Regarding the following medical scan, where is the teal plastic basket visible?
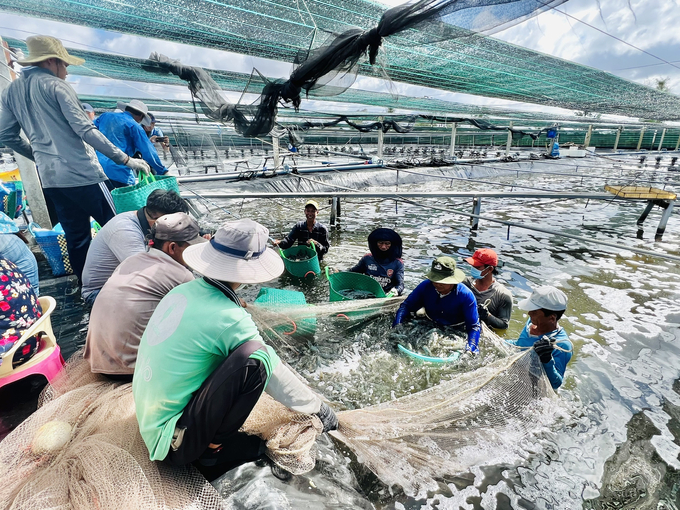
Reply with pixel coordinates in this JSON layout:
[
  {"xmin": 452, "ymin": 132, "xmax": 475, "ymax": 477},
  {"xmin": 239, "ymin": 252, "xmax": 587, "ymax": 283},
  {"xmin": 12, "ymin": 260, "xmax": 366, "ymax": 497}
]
[
  {"xmin": 111, "ymin": 173, "xmax": 180, "ymax": 213},
  {"xmin": 326, "ymin": 267, "xmax": 386, "ymax": 302},
  {"xmin": 279, "ymin": 244, "xmax": 320, "ymax": 278},
  {"xmin": 254, "ymin": 287, "xmax": 316, "ymax": 338}
]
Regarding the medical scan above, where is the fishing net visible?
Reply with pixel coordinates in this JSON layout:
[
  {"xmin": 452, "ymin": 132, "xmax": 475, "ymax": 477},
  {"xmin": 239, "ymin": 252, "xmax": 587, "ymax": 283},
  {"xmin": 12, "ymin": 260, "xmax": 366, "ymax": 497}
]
[
  {"xmin": 141, "ymin": 0, "xmax": 563, "ymax": 139},
  {"xmin": 0, "ymin": 297, "xmax": 556, "ymax": 506}
]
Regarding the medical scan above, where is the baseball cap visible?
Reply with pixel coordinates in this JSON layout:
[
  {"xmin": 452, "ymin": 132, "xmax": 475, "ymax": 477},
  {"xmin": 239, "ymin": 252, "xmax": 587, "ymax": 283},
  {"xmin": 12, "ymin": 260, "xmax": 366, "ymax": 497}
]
[
  {"xmin": 148, "ymin": 113, "xmax": 158, "ymax": 123},
  {"xmin": 151, "ymin": 213, "xmax": 206, "ymax": 245},
  {"xmin": 464, "ymin": 248, "xmax": 498, "ymax": 268},
  {"xmin": 518, "ymin": 286, "xmax": 567, "ymax": 312},
  {"xmin": 424, "ymin": 256, "xmax": 465, "ymax": 284},
  {"xmin": 304, "ymin": 200, "xmax": 319, "ymax": 210}
]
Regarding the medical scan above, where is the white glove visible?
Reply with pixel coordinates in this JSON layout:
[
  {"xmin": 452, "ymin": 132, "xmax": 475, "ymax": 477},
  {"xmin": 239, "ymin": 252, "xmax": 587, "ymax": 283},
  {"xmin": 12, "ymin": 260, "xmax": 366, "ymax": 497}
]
[{"xmin": 125, "ymin": 157, "xmax": 151, "ymax": 176}]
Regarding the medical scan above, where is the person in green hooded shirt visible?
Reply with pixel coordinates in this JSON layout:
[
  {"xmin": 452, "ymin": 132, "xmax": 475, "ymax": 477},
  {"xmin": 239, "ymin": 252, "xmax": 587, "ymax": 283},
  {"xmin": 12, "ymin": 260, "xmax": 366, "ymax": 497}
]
[{"xmin": 133, "ymin": 219, "xmax": 337, "ymax": 480}]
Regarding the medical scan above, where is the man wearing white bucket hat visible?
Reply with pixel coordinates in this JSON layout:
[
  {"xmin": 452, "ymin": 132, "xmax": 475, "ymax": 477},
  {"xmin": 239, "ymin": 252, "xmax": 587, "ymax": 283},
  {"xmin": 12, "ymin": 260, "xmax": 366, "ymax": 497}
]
[
  {"xmin": 0, "ymin": 35, "xmax": 151, "ymax": 281},
  {"xmin": 94, "ymin": 100, "xmax": 168, "ymax": 188},
  {"xmin": 133, "ymin": 218, "xmax": 337, "ymax": 480},
  {"xmin": 507, "ymin": 286, "xmax": 572, "ymax": 389}
]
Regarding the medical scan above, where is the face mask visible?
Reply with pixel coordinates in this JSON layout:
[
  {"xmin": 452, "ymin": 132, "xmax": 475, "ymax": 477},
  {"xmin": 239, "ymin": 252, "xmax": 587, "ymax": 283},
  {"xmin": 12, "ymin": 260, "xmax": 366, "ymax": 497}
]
[{"xmin": 470, "ymin": 267, "xmax": 484, "ymax": 280}]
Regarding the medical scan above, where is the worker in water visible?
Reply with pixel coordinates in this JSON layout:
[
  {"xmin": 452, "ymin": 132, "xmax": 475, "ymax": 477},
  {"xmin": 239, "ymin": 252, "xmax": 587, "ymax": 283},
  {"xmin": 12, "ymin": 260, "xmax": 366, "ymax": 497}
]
[
  {"xmin": 133, "ymin": 219, "xmax": 338, "ymax": 481},
  {"xmin": 95, "ymin": 99, "xmax": 168, "ymax": 189},
  {"xmin": 462, "ymin": 249, "xmax": 512, "ymax": 330},
  {"xmin": 393, "ymin": 256, "xmax": 481, "ymax": 354},
  {"xmin": 272, "ymin": 200, "xmax": 330, "ymax": 261},
  {"xmin": 0, "ymin": 35, "xmax": 150, "ymax": 282},
  {"xmin": 506, "ymin": 286, "xmax": 572, "ymax": 389},
  {"xmin": 349, "ymin": 228, "xmax": 404, "ymax": 297}
]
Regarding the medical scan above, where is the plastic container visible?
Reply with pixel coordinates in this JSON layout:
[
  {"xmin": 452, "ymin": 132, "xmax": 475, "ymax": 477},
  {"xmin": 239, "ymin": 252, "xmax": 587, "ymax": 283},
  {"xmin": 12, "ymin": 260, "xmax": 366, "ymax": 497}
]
[
  {"xmin": 326, "ymin": 268, "xmax": 386, "ymax": 302},
  {"xmin": 279, "ymin": 244, "xmax": 320, "ymax": 278}
]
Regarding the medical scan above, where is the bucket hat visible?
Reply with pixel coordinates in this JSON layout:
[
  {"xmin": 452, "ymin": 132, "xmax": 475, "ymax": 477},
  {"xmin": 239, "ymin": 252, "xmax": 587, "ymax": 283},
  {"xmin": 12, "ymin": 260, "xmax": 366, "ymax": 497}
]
[
  {"xmin": 17, "ymin": 36, "xmax": 85, "ymax": 66},
  {"xmin": 465, "ymin": 248, "xmax": 498, "ymax": 268},
  {"xmin": 424, "ymin": 256, "xmax": 465, "ymax": 284},
  {"xmin": 183, "ymin": 219, "xmax": 283, "ymax": 283},
  {"xmin": 116, "ymin": 99, "xmax": 152, "ymax": 127},
  {"xmin": 518, "ymin": 286, "xmax": 567, "ymax": 312}
]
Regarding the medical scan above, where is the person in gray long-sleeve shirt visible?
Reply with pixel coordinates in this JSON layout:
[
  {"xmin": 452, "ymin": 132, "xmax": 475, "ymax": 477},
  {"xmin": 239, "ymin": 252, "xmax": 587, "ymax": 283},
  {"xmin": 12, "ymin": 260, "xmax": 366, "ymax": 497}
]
[
  {"xmin": 462, "ymin": 248, "xmax": 513, "ymax": 330},
  {"xmin": 0, "ymin": 36, "xmax": 150, "ymax": 281}
]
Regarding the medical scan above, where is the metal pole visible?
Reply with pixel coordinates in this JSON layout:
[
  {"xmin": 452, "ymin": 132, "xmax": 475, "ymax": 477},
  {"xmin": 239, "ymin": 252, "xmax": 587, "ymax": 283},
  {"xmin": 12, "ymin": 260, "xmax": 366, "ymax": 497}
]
[
  {"xmin": 636, "ymin": 200, "xmax": 655, "ymax": 228},
  {"xmin": 584, "ymin": 124, "xmax": 593, "ymax": 147},
  {"xmin": 0, "ymin": 37, "xmax": 52, "ymax": 228},
  {"xmin": 505, "ymin": 122, "xmax": 513, "ymax": 156},
  {"xmin": 658, "ymin": 128, "xmax": 666, "ymax": 151},
  {"xmin": 377, "ymin": 116, "xmax": 384, "ymax": 158},
  {"xmin": 272, "ymin": 134, "xmax": 280, "ymax": 169},
  {"xmin": 613, "ymin": 126, "xmax": 622, "ymax": 151},
  {"xmin": 330, "ymin": 197, "xmax": 338, "ymax": 227},
  {"xmin": 470, "ymin": 197, "xmax": 481, "ymax": 229},
  {"xmin": 636, "ymin": 128, "xmax": 646, "ymax": 151},
  {"xmin": 650, "ymin": 130, "xmax": 657, "ymax": 150},
  {"xmin": 676, "ymin": 134, "xmax": 680, "ymax": 151},
  {"xmin": 449, "ymin": 122, "xmax": 457, "ymax": 158},
  {"xmin": 656, "ymin": 200, "xmax": 674, "ymax": 241}
]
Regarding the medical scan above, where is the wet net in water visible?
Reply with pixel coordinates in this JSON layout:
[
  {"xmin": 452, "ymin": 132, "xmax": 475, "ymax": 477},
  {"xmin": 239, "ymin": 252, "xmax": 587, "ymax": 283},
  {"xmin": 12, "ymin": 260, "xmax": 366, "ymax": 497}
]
[{"xmin": 0, "ymin": 298, "xmax": 556, "ymax": 506}]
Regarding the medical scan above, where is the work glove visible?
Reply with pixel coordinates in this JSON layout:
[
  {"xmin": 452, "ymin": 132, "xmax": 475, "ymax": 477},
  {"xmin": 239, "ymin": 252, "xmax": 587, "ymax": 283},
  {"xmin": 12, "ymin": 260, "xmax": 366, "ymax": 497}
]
[
  {"xmin": 464, "ymin": 339, "xmax": 479, "ymax": 355},
  {"xmin": 477, "ymin": 303, "xmax": 489, "ymax": 320},
  {"xmin": 125, "ymin": 157, "xmax": 151, "ymax": 176},
  {"xmin": 533, "ymin": 338, "xmax": 553, "ymax": 364},
  {"xmin": 316, "ymin": 402, "xmax": 339, "ymax": 433},
  {"xmin": 386, "ymin": 289, "xmax": 398, "ymax": 298}
]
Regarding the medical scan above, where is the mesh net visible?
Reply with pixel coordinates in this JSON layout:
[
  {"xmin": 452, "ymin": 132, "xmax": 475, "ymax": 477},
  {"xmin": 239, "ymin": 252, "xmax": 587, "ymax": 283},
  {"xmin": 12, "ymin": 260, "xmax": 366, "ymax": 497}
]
[
  {"xmin": 6, "ymin": 0, "xmax": 680, "ymax": 120},
  {"xmin": 0, "ymin": 299, "xmax": 556, "ymax": 505}
]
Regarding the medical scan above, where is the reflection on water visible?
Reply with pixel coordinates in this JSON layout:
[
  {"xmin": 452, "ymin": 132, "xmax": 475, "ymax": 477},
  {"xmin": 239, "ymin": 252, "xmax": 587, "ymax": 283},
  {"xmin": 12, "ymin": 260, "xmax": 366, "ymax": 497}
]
[{"xmin": 205, "ymin": 155, "xmax": 680, "ymax": 508}]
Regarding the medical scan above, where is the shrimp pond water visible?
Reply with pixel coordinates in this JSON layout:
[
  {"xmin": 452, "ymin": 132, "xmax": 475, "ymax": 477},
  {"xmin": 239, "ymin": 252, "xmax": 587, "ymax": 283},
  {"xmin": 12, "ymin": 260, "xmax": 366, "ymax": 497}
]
[{"xmin": 4, "ymin": 153, "xmax": 680, "ymax": 509}]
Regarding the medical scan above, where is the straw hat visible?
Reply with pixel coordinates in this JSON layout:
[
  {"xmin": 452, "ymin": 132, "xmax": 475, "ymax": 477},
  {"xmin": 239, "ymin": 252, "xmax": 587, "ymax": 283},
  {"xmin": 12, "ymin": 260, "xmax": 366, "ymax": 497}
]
[
  {"xmin": 183, "ymin": 219, "xmax": 283, "ymax": 283},
  {"xmin": 116, "ymin": 99, "xmax": 152, "ymax": 127},
  {"xmin": 17, "ymin": 36, "xmax": 84, "ymax": 66}
]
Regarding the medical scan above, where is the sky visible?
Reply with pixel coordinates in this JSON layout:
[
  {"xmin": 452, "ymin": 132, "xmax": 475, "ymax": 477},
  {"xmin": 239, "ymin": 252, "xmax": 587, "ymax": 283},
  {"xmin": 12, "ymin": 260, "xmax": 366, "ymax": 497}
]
[{"xmin": 1, "ymin": 0, "xmax": 679, "ymax": 120}]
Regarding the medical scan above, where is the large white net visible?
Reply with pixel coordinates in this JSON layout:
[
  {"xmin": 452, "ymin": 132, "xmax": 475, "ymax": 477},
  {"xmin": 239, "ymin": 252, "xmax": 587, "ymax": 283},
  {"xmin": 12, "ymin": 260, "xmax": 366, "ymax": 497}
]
[{"xmin": 0, "ymin": 299, "xmax": 557, "ymax": 507}]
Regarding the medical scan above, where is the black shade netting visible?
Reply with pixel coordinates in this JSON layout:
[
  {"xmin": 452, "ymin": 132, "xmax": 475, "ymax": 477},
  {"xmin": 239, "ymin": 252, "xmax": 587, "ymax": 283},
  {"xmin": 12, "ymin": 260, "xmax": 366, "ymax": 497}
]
[{"xmin": 143, "ymin": 0, "xmax": 565, "ymax": 138}]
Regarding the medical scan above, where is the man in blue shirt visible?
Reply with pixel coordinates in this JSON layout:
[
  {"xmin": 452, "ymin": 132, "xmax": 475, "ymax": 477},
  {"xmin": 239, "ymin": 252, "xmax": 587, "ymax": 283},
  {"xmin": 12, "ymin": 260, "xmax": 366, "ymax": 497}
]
[
  {"xmin": 507, "ymin": 286, "xmax": 572, "ymax": 390},
  {"xmin": 95, "ymin": 100, "xmax": 168, "ymax": 188},
  {"xmin": 393, "ymin": 256, "xmax": 481, "ymax": 354}
]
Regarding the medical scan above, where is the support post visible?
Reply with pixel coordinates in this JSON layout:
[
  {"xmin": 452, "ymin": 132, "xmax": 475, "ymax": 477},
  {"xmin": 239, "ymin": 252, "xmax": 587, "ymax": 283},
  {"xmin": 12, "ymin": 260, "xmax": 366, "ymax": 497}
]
[
  {"xmin": 449, "ymin": 122, "xmax": 457, "ymax": 158},
  {"xmin": 658, "ymin": 128, "xmax": 666, "ymax": 151},
  {"xmin": 613, "ymin": 126, "xmax": 622, "ymax": 151},
  {"xmin": 583, "ymin": 124, "xmax": 593, "ymax": 148},
  {"xmin": 637, "ymin": 200, "xmax": 655, "ymax": 228},
  {"xmin": 675, "ymin": 134, "xmax": 680, "ymax": 151},
  {"xmin": 636, "ymin": 128, "xmax": 646, "ymax": 151},
  {"xmin": 272, "ymin": 134, "xmax": 280, "ymax": 169},
  {"xmin": 0, "ymin": 37, "xmax": 52, "ymax": 228},
  {"xmin": 377, "ymin": 116, "xmax": 384, "ymax": 158},
  {"xmin": 650, "ymin": 130, "xmax": 657, "ymax": 151},
  {"xmin": 470, "ymin": 197, "xmax": 481, "ymax": 230},
  {"xmin": 505, "ymin": 122, "xmax": 513, "ymax": 156},
  {"xmin": 656, "ymin": 200, "xmax": 674, "ymax": 241},
  {"xmin": 330, "ymin": 197, "xmax": 338, "ymax": 228}
]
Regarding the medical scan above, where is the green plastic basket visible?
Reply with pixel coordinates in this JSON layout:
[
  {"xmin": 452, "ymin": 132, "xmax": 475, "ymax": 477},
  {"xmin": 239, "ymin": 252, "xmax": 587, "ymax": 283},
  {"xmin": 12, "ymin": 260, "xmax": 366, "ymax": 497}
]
[
  {"xmin": 254, "ymin": 287, "xmax": 316, "ymax": 338},
  {"xmin": 111, "ymin": 173, "xmax": 180, "ymax": 213},
  {"xmin": 279, "ymin": 244, "xmax": 320, "ymax": 278},
  {"xmin": 326, "ymin": 267, "xmax": 386, "ymax": 302}
]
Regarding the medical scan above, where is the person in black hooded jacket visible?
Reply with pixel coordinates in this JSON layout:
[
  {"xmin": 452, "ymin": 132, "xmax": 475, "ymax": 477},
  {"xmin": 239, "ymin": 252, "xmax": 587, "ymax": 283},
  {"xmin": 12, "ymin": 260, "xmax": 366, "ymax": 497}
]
[{"xmin": 349, "ymin": 228, "xmax": 405, "ymax": 296}]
